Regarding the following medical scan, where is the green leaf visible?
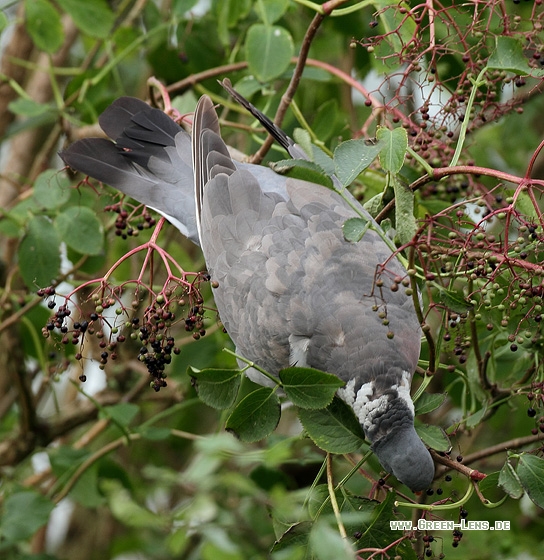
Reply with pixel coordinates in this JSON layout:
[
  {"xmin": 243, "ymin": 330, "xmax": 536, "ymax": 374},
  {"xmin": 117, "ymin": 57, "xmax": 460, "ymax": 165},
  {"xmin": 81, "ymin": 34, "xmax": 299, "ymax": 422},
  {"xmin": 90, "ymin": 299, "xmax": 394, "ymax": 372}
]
[
  {"xmin": 55, "ymin": 0, "xmax": 115, "ymax": 39},
  {"xmin": 18, "ymin": 215, "xmax": 61, "ymax": 289},
  {"xmin": 392, "ymin": 176, "xmax": 416, "ymax": 245},
  {"xmin": 0, "ymin": 215, "xmax": 22, "ymax": 238},
  {"xmin": 414, "ymin": 392, "xmax": 447, "ymax": 415},
  {"xmin": 292, "ymin": 127, "xmax": 313, "ymax": 159},
  {"xmin": 342, "ymin": 216, "xmax": 371, "ymax": 243},
  {"xmin": 415, "ymin": 424, "xmax": 450, "ymax": 452},
  {"xmin": 226, "ymin": 387, "xmax": 281, "ymax": 442},
  {"xmin": 362, "ymin": 193, "xmax": 384, "ymax": 218},
  {"xmin": 430, "ymin": 282, "xmax": 473, "ymax": 313},
  {"xmin": 373, "ymin": 3, "xmax": 416, "ymax": 68},
  {"xmin": 100, "ymin": 479, "xmax": 169, "ymax": 529},
  {"xmin": 356, "ymin": 491, "xmax": 417, "ymax": 558},
  {"xmin": 69, "ymin": 464, "xmax": 105, "ymax": 508},
  {"xmin": 228, "ymin": 75, "xmax": 263, "ymax": 99},
  {"xmin": 298, "ymin": 396, "xmax": 366, "ymax": 454},
  {"xmin": 377, "ymin": 127, "xmax": 408, "ymax": 174},
  {"xmin": 215, "ymin": 0, "xmax": 252, "ymax": 46},
  {"xmin": 465, "ymin": 404, "xmax": 487, "ymax": 430},
  {"xmin": 48, "ymin": 447, "xmax": 105, "ymax": 507},
  {"xmin": 49, "ymin": 446, "xmax": 89, "ymax": 478},
  {"xmin": 270, "ymin": 159, "xmax": 333, "ymax": 188},
  {"xmin": 309, "ymin": 520, "xmax": 355, "ymax": 560},
  {"xmin": 498, "ymin": 460, "xmax": 524, "ymax": 500},
  {"xmin": 54, "ymin": 206, "xmax": 104, "ymax": 255},
  {"xmin": 271, "ymin": 522, "xmax": 311, "ymax": 555},
  {"xmin": 0, "ymin": 490, "xmax": 55, "ymax": 542},
  {"xmin": 334, "ymin": 139, "xmax": 382, "ymax": 187},
  {"xmin": 138, "ymin": 426, "xmax": 171, "ymax": 441},
  {"xmin": 172, "ymin": 0, "xmax": 200, "ymax": 16},
  {"xmin": 488, "ymin": 36, "xmax": 544, "ymax": 77},
  {"xmin": 465, "ymin": 350, "xmax": 490, "ymax": 406},
  {"xmin": 101, "ymin": 403, "xmax": 140, "ymax": 427},
  {"xmin": 189, "ymin": 366, "xmax": 242, "ymax": 410},
  {"xmin": 312, "ymin": 99, "xmax": 338, "ymax": 142},
  {"xmin": 311, "ymin": 146, "xmax": 336, "ymax": 177},
  {"xmin": 254, "ymin": 0, "xmax": 289, "ymax": 25},
  {"xmin": 280, "ymin": 367, "xmax": 344, "ymax": 410},
  {"xmin": 517, "ymin": 454, "xmax": 544, "ymax": 508},
  {"xmin": 245, "ymin": 24, "xmax": 294, "ymax": 82},
  {"xmin": 308, "ymin": 485, "xmax": 378, "ymax": 538},
  {"xmin": 33, "ymin": 169, "xmax": 71, "ymax": 209},
  {"xmin": 478, "ymin": 471, "xmax": 500, "ymax": 494},
  {"xmin": 8, "ymin": 98, "xmax": 51, "ymax": 117},
  {"xmin": 24, "ymin": 0, "xmax": 64, "ymax": 53},
  {"xmin": 513, "ymin": 191, "xmax": 539, "ymax": 220}
]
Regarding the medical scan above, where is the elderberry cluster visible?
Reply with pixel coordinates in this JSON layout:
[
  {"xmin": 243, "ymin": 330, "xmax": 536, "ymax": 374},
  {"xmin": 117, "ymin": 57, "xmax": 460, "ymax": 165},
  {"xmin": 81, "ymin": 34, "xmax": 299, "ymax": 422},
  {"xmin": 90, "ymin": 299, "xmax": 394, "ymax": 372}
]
[
  {"xmin": 104, "ymin": 203, "xmax": 156, "ymax": 239},
  {"xmin": 131, "ymin": 305, "xmax": 182, "ymax": 392},
  {"xmin": 39, "ymin": 289, "xmax": 123, "ymax": 381},
  {"xmin": 38, "ymin": 282, "xmax": 210, "ymax": 391},
  {"xmin": 39, "ymin": 288, "xmax": 79, "ymax": 344},
  {"xmin": 422, "ymin": 534, "xmax": 438, "ymax": 558}
]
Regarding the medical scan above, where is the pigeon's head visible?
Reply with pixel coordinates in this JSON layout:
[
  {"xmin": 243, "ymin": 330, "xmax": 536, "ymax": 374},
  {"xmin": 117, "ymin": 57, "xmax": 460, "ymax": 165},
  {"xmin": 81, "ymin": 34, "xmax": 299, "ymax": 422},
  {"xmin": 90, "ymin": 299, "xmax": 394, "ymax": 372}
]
[{"xmin": 372, "ymin": 425, "xmax": 435, "ymax": 492}]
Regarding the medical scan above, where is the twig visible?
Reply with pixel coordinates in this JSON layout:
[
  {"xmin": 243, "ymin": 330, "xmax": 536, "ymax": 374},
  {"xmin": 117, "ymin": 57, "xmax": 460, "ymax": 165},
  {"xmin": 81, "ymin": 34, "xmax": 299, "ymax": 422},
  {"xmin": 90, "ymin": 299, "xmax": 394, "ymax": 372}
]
[
  {"xmin": 250, "ymin": 11, "xmax": 326, "ymax": 163},
  {"xmin": 165, "ymin": 62, "xmax": 249, "ymax": 96},
  {"xmin": 326, "ymin": 453, "xmax": 347, "ymax": 539},
  {"xmin": 461, "ymin": 433, "xmax": 544, "ymax": 466},
  {"xmin": 375, "ymin": 164, "xmax": 544, "ymax": 224},
  {"xmin": 430, "ymin": 450, "xmax": 487, "ymax": 481}
]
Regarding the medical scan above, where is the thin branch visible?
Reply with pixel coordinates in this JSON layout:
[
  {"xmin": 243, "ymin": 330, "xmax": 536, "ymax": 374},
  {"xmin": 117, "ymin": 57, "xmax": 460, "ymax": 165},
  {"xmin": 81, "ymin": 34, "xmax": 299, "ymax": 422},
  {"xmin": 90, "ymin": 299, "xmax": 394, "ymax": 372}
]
[
  {"xmin": 430, "ymin": 450, "xmax": 487, "ymax": 481},
  {"xmin": 250, "ymin": 12, "xmax": 326, "ymax": 164},
  {"xmin": 375, "ymin": 164, "xmax": 544, "ymax": 224},
  {"xmin": 326, "ymin": 453, "xmax": 347, "ymax": 539},
  {"xmin": 165, "ymin": 62, "xmax": 250, "ymax": 97},
  {"xmin": 462, "ymin": 434, "xmax": 544, "ymax": 466}
]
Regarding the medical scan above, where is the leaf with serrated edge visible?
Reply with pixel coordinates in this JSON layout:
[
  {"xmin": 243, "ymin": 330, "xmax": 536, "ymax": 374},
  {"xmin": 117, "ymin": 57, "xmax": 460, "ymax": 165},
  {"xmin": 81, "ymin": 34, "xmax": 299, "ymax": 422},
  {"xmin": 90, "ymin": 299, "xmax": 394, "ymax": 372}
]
[
  {"xmin": 498, "ymin": 461, "xmax": 524, "ymax": 499},
  {"xmin": 488, "ymin": 36, "xmax": 544, "ymax": 77},
  {"xmin": 272, "ymin": 521, "xmax": 312, "ymax": 553},
  {"xmin": 188, "ymin": 367, "xmax": 241, "ymax": 410},
  {"xmin": 393, "ymin": 176, "xmax": 416, "ymax": 245},
  {"xmin": 334, "ymin": 139, "xmax": 382, "ymax": 187},
  {"xmin": 298, "ymin": 396, "xmax": 365, "ymax": 453},
  {"xmin": 415, "ymin": 424, "xmax": 450, "ymax": 452},
  {"xmin": 55, "ymin": 206, "xmax": 104, "ymax": 255},
  {"xmin": 517, "ymin": 454, "xmax": 544, "ymax": 508},
  {"xmin": 33, "ymin": 169, "xmax": 71, "ymax": 209},
  {"xmin": 377, "ymin": 127, "xmax": 407, "ymax": 174},
  {"xmin": 270, "ymin": 159, "xmax": 333, "ymax": 188},
  {"xmin": 309, "ymin": 520, "xmax": 354, "ymax": 560},
  {"xmin": 280, "ymin": 367, "xmax": 343, "ymax": 409},
  {"xmin": 226, "ymin": 387, "xmax": 280, "ymax": 442},
  {"xmin": 245, "ymin": 24, "xmax": 294, "ymax": 82},
  {"xmin": 414, "ymin": 392, "xmax": 447, "ymax": 415},
  {"xmin": 18, "ymin": 215, "xmax": 61, "ymax": 288},
  {"xmin": 343, "ymin": 217, "xmax": 370, "ymax": 243}
]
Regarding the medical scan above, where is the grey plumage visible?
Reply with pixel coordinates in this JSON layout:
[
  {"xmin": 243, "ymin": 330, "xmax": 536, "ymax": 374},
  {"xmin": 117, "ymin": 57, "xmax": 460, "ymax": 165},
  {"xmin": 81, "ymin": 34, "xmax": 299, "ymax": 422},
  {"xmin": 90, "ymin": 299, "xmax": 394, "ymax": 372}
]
[{"xmin": 60, "ymin": 92, "xmax": 434, "ymax": 491}]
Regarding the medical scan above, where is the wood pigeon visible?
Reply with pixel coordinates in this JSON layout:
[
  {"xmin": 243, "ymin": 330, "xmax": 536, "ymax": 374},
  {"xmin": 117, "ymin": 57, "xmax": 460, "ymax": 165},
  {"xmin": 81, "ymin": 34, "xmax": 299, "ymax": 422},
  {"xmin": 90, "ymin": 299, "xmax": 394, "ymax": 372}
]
[{"xmin": 59, "ymin": 90, "xmax": 435, "ymax": 491}]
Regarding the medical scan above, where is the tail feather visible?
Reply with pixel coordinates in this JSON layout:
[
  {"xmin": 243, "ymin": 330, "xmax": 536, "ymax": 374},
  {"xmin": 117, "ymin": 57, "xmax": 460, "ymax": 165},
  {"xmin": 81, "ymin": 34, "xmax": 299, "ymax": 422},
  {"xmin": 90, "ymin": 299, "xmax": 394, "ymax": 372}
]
[
  {"xmin": 98, "ymin": 97, "xmax": 177, "ymax": 142},
  {"xmin": 60, "ymin": 98, "xmax": 199, "ymax": 244},
  {"xmin": 192, "ymin": 96, "xmax": 235, "ymax": 244},
  {"xmin": 60, "ymin": 137, "xmax": 155, "ymax": 189},
  {"xmin": 220, "ymin": 78, "xmax": 312, "ymax": 163}
]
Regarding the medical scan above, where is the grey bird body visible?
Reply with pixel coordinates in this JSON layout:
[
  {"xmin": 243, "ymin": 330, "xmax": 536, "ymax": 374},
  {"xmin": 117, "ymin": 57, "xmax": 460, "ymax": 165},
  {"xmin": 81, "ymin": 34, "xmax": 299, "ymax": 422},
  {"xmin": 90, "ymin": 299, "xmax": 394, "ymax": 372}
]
[{"xmin": 60, "ymin": 94, "xmax": 434, "ymax": 491}]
